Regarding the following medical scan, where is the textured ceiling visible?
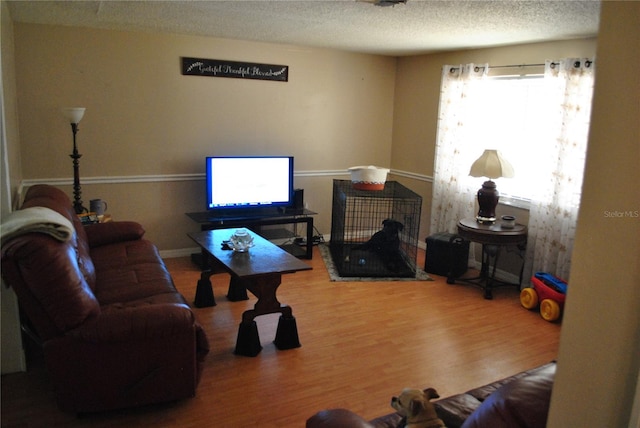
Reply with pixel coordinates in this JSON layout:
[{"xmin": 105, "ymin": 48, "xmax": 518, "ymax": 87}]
[{"xmin": 7, "ymin": 0, "xmax": 601, "ymax": 56}]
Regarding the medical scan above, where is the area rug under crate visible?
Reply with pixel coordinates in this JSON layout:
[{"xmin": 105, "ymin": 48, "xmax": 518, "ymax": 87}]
[{"xmin": 319, "ymin": 244, "xmax": 432, "ymax": 282}]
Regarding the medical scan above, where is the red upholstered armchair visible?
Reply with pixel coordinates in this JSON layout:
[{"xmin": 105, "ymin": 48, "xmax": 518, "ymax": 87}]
[{"xmin": 1, "ymin": 185, "xmax": 209, "ymax": 413}]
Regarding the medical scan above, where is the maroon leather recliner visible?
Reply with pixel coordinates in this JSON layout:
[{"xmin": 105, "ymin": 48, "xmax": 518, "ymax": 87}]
[{"xmin": 1, "ymin": 184, "xmax": 209, "ymax": 413}]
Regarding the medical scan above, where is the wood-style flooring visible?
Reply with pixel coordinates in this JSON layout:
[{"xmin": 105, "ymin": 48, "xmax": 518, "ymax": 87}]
[{"xmin": 1, "ymin": 247, "xmax": 560, "ymax": 427}]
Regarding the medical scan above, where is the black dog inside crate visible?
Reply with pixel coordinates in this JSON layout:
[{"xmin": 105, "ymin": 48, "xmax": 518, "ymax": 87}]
[
  {"xmin": 332, "ymin": 240, "xmax": 416, "ymax": 278},
  {"xmin": 329, "ymin": 180, "xmax": 422, "ymax": 278}
]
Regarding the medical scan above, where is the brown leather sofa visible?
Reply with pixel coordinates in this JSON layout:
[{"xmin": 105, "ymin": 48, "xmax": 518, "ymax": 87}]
[
  {"xmin": 1, "ymin": 184, "xmax": 209, "ymax": 413},
  {"xmin": 306, "ymin": 361, "xmax": 556, "ymax": 428}
]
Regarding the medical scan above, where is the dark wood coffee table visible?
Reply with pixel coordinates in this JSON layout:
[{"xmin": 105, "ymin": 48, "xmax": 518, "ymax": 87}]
[{"xmin": 188, "ymin": 228, "xmax": 312, "ymax": 356}]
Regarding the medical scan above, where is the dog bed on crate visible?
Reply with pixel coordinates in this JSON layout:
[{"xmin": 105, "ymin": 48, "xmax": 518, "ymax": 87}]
[{"xmin": 348, "ymin": 165, "xmax": 389, "ymax": 191}]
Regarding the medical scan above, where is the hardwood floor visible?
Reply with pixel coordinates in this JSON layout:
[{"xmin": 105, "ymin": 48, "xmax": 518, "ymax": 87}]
[{"xmin": 1, "ymin": 247, "xmax": 560, "ymax": 427}]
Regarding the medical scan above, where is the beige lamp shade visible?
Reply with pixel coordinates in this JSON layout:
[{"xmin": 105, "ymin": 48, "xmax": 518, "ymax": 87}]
[
  {"xmin": 469, "ymin": 149, "xmax": 515, "ymax": 179},
  {"xmin": 62, "ymin": 107, "xmax": 86, "ymax": 124}
]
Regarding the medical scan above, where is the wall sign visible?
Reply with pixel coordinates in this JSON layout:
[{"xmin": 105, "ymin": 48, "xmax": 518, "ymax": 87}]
[{"xmin": 181, "ymin": 57, "xmax": 288, "ymax": 82}]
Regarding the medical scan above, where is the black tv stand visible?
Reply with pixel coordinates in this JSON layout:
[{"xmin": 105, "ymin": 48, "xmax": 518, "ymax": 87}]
[{"xmin": 186, "ymin": 208, "xmax": 316, "ymax": 260}]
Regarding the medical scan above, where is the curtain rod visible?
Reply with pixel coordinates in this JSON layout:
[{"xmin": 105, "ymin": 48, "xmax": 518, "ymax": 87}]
[
  {"xmin": 447, "ymin": 63, "xmax": 546, "ymax": 73},
  {"xmin": 488, "ymin": 60, "xmax": 592, "ymax": 70},
  {"xmin": 489, "ymin": 63, "xmax": 546, "ymax": 69},
  {"xmin": 448, "ymin": 60, "xmax": 593, "ymax": 73}
]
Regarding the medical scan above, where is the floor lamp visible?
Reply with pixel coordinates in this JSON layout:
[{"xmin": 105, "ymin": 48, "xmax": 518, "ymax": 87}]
[{"xmin": 62, "ymin": 107, "xmax": 87, "ymax": 214}]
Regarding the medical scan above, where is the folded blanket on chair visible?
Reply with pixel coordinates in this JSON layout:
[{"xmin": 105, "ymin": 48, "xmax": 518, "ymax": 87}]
[{"xmin": 1, "ymin": 207, "xmax": 75, "ymax": 244}]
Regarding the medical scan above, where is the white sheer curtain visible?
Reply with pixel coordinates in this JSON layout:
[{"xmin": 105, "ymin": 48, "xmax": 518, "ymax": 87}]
[
  {"xmin": 430, "ymin": 59, "xmax": 594, "ymax": 280},
  {"xmin": 430, "ymin": 64, "xmax": 488, "ymax": 234},
  {"xmin": 523, "ymin": 58, "xmax": 595, "ymax": 280}
]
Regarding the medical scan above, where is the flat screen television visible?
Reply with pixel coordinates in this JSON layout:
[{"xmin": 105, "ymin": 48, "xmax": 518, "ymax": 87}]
[{"xmin": 205, "ymin": 156, "xmax": 294, "ymax": 213}]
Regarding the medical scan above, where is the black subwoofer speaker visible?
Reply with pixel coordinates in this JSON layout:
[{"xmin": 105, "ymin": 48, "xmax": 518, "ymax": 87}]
[{"xmin": 293, "ymin": 188, "xmax": 304, "ymax": 210}]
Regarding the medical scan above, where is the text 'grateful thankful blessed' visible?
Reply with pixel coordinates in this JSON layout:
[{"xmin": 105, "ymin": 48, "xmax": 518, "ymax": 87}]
[{"xmin": 181, "ymin": 57, "xmax": 288, "ymax": 82}]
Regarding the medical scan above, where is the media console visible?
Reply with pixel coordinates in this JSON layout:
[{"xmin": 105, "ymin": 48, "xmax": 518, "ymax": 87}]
[{"xmin": 186, "ymin": 208, "xmax": 317, "ymax": 260}]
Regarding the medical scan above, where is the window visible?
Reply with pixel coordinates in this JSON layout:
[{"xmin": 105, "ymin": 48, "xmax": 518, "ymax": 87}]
[
  {"xmin": 432, "ymin": 60, "xmax": 594, "ymax": 279},
  {"xmin": 464, "ymin": 75, "xmax": 551, "ymax": 205}
]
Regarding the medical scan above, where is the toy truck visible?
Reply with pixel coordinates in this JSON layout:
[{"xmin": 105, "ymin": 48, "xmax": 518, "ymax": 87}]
[{"xmin": 520, "ymin": 272, "xmax": 568, "ymax": 322}]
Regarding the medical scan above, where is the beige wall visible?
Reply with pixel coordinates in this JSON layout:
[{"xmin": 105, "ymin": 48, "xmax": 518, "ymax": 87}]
[
  {"xmin": 11, "ymin": 22, "xmax": 599, "ymax": 256},
  {"xmin": 1, "ymin": 0, "xmax": 27, "ymax": 374},
  {"xmin": 2, "ymin": 2, "xmax": 22, "ymax": 199},
  {"xmin": 12, "ymin": 23, "xmax": 397, "ymax": 249},
  {"xmin": 548, "ymin": 2, "xmax": 640, "ymax": 426}
]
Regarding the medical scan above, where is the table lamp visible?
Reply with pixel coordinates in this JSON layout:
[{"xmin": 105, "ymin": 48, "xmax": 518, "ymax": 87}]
[
  {"xmin": 469, "ymin": 149, "xmax": 514, "ymax": 224},
  {"xmin": 62, "ymin": 107, "xmax": 87, "ymax": 214}
]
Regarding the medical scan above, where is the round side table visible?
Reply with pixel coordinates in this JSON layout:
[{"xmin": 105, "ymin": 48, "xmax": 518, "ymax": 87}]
[{"xmin": 456, "ymin": 218, "xmax": 528, "ymax": 299}]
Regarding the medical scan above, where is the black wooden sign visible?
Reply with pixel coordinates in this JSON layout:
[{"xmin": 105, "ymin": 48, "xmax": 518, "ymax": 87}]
[{"xmin": 181, "ymin": 57, "xmax": 288, "ymax": 82}]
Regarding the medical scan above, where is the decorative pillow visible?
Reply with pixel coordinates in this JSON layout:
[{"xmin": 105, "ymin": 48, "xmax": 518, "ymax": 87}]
[{"xmin": 460, "ymin": 364, "xmax": 555, "ymax": 428}]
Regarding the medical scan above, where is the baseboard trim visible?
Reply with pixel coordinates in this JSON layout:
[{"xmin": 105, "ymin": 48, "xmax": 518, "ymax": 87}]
[{"xmin": 468, "ymin": 260, "xmax": 523, "ymax": 286}]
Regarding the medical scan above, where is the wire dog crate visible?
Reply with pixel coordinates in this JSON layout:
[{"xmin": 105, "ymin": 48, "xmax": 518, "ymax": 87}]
[{"xmin": 330, "ymin": 180, "xmax": 422, "ymax": 277}]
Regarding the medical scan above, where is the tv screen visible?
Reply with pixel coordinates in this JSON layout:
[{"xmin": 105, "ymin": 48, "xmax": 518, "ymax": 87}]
[{"xmin": 206, "ymin": 156, "xmax": 294, "ymax": 211}]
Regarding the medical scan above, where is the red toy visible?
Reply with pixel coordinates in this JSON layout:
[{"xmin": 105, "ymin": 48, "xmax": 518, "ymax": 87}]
[{"xmin": 520, "ymin": 272, "xmax": 568, "ymax": 322}]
